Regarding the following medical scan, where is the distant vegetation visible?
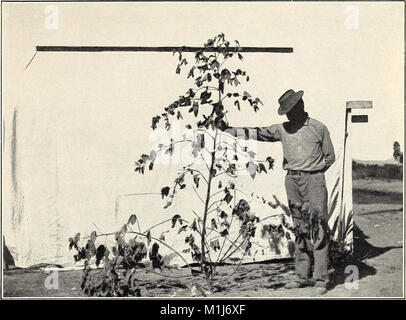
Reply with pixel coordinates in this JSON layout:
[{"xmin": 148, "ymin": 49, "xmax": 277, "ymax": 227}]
[
  {"xmin": 393, "ymin": 141, "xmax": 403, "ymax": 164},
  {"xmin": 352, "ymin": 159, "xmax": 402, "ymax": 180},
  {"xmin": 352, "ymin": 141, "xmax": 403, "ymax": 180}
]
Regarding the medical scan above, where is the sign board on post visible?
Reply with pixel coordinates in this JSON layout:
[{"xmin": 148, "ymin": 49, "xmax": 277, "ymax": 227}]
[
  {"xmin": 351, "ymin": 115, "xmax": 369, "ymax": 123},
  {"xmin": 346, "ymin": 101, "xmax": 373, "ymax": 109}
]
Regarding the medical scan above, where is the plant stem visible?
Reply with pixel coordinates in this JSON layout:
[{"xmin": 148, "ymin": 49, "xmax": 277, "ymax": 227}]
[
  {"xmin": 200, "ymin": 129, "xmax": 217, "ymax": 270},
  {"xmin": 200, "ymin": 77, "xmax": 222, "ymax": 271}
]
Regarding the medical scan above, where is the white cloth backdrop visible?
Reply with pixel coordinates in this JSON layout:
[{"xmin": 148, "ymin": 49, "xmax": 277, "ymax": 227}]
[
  {"xmin": 2, "ymin": 53, "xmax": 352, "ymax": 268},
  {"xmin": 3, "ymin": 104, "xmax": 352, "ymax": 269}
]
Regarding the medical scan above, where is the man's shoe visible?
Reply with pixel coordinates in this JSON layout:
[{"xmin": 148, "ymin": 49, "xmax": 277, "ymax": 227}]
[
  {"xmin": 313, "ymin": 280, "xmax": 328, "ymax": 295},
  {"xmin": 314, "ymin": 286, "xmax": 328, "ymax": 295},
  {"xmin": 284, "ymin": 277, "xmax": 312, "ymax": 289},
  {"xmin": 284, "ymin": 281, "xmax": 304, "ymax": 289},
  {"xmin": 314, "ymin": 280, "xmax": 328, "ymax": 288}
]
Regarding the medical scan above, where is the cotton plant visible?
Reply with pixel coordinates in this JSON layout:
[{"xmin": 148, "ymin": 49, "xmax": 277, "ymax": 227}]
[
  {"xmin": 69, "ymin": 34, "xmax": 293, "ymax": 296},
  {"xmin": 134, "ymin": 33, "xmax": 293, "ymax": 276}
]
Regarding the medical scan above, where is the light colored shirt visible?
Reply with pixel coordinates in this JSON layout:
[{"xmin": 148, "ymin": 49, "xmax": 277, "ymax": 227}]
[{"xmin": 225, "ymin": 114, "xmax": 336, "ymax": 171}]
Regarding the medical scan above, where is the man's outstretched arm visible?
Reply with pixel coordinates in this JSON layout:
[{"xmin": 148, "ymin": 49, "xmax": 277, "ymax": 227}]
[{"xmin": 220, "ymin": 122, "xmax": 281, "ymax": 142}]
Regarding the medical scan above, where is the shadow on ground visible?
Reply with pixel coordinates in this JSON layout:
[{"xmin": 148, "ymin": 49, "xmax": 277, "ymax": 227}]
[
  {"xmin": 353, "ymin": 223, "xmax": 402, "ymax": 260},
  {"xmin": 328, "ymin": 223, "xmax": 401, "ymax": 290}
]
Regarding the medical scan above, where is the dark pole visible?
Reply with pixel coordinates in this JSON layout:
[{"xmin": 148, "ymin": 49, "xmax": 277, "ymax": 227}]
[
  {"xmin": 36, "ymin": 46, "xmax": 293, "ymax": 53},
  {"xmin": 340, "ymin": 107, "xmax": 351, "ymax": 240}
]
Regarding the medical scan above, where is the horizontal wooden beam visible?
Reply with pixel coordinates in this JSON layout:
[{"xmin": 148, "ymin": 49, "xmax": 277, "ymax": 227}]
[
  {"xmin": 346, "ymin": 101, "xmax": 373, "ymax": 109},
  {"xmin": 36, "ymin": 46, "xmax": 293, "ymax": 53},
  {"xmin": 351, "ymin": 115, "xmax": 368, "ymax": 123}
]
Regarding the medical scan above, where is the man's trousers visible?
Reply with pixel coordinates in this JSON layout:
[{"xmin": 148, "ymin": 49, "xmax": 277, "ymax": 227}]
[{"xmin": 285, "ymin": 171, "xmax": 329, "ymax": 282}]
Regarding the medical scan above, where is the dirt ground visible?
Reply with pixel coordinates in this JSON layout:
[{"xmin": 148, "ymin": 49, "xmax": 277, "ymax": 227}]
[{"xmin": 3, "ymin": 178, "xmax": 403, "ymax": 298}]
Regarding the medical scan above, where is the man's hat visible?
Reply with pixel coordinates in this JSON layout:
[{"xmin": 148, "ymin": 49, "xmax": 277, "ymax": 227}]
[{"xmin": 277, "ymin": 89, "xmax": 304, "ymax": 115}]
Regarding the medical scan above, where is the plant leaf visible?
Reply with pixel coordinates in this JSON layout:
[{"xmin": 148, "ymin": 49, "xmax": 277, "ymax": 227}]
[
  {"xmin": 115, "ymin": 255, "xmax": 124, "ymax": 267},
  {"xmin": 246, "ymin": 161, "xmax": 258, "ymax": 179},
  {"xmin": 192, "ymin": 133, "xmax": 205, "ymax": 158},
  {"xmin": 152, "ymin": 116, "xmax": 161, "ymax": 130},
  {"xmin": 120, "ymin": 224, "xmax": 128, "ymax": 233},
  {"xmin": 224, "ymin": 193, "xmax": 233, "ymax": 204},
  {"xmin": 171, "ymin": 214, "xmax": 182, "ymax": 228},
  {"xmin": 189, "ymin": 102, "xmax": 199, "ymax": 117},
  {"xmin": 146, "ymin": 230, "xmax": 151, "ymax": 245},
  {"xmin": 178, "ymin": 225, "xmax": 188, "ymax": 234},
  {"xmin": 187, "ymin": 67, "xmax": 195, "ymax": 78},
  {"xmin": 161, "ymin": 186, "xmax": 170, "ymax": 199},
  {"xmin": 191, "ymin": 219, "xmax": 198, "ymax": 232},
  {"xmin": 163, "ymin": 199, "xmax": 173, "ymax": 209},
  {"xmin": 248, "ymin": 151, "xmax": 256, "ymax": 158},
  {"xmin": 219, "ymin": 81, "xmax": 224, "ymax": 93},
  {"xmin": 258, "ymin": 163, "xmax": 267, "ymax": 174},
  {"xmin": 86, "ymin": 240, "xmax": 96, "ymax": 257},
  {"xmin": 210, "ymin": 239, "xmax": 220, "ymax": 252},
  {"xmin": 193, "ymin": 174, "xmax": 200, "ymax": 188},
  {"xmin": 243, "ymin": 91, "xmax": 251, "ymax": 98},
  {"xmin": 220, "ymin": 229, "xmax": 229, "ymax": 237},
  {"xmin": 128, "ymin": 214, "xmax": 137, "ymax": 225},
  {"xmin": 265, "ymin": 156, "xmax": 275, "ymax": 170},
  {"xmin": 90, "ymin": 231, "xmax": 97, "ymax": 242},
  {"xmin": 185, "ymin": 234, "xmax": 195, "ymax": 245},
  {"xmin": 211, "ymin": 218, "xmax": 218, "ymax": 230},
  {"xmin": 74, "ymin": 233, "xmax": 81, "ymax": 242},
  {"xmin": 68, "ymin": 238, "xmax": 74, "ymax": 250}
]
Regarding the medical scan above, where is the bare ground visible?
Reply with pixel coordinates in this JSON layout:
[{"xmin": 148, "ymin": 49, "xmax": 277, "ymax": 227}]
[{"xmin": 3, "ymin": 178, "xmax": 403, "ymax": 298}]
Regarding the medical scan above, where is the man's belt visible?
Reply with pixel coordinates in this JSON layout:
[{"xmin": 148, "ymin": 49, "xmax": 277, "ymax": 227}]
[{"xmin": 287, "ymin": 169, "xmax": 324, "ymax": 176}]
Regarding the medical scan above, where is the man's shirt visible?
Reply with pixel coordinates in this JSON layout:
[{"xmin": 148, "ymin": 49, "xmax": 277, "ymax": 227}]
[{"xmin": 225, "ymin": 114, "xmax": 336, "ymax": 171}]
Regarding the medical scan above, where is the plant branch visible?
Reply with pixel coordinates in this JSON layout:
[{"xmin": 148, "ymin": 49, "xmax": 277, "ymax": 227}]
[
  {"xmin": 192, "ymin": 186, "xmax": 206, "ymax": 205},
  {"xmin": 218, "ymin": 233, "xmax": 243, "ymax": 263},
  {"xmin": 193, "ymin": 128, "xmax": 216, "ymax": 141},
  {"xmin": 144, "ymin": 218, "xmax": 190, "ymax": 234},
  {"xmin": 207, "ymin": 199, "xmax": 223, "ymax": 212},
  {"xmin": 199, "ymin": 150, "xmax": 211, "ymax": 172},
  {"xmin": 187, "ymin": 168, "xmax": 208, "ymax": 184}
]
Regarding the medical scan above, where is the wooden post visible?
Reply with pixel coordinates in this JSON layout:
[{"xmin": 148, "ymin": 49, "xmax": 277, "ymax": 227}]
[{"xmin": 341, "ymin": 101, "xmax": 373, "ymax": 217}]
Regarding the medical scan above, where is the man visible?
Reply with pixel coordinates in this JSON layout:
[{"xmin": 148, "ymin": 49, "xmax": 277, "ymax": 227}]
[{"xmin": 220, "ymin": 89, "xmax": 335, "ymax": 293}]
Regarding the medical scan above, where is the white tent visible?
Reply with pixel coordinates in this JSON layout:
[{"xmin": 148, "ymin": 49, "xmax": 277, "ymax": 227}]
[{"xmin": 2, "ymin": 53, "xmax": 353, "ymax": 268}]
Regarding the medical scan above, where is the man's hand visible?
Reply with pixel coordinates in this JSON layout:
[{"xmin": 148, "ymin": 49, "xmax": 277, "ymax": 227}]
[{"xmin": 215, "ymin": 119, "xmax": 229, "ymax": 131}]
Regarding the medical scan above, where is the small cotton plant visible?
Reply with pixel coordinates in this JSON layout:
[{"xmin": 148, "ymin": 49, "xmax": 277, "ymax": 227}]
[{"xmin": 69, "ymin": 34, "xmax": 294, "ymax": 297}]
